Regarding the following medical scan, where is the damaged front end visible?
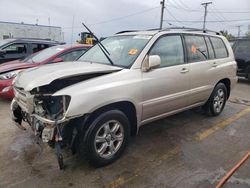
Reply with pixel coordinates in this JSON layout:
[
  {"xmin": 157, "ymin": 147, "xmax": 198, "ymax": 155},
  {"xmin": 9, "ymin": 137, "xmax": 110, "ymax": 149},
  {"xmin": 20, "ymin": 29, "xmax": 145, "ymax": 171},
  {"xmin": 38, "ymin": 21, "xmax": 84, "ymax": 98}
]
[
  {"xmin": 11, "ymin": 88, "xmax": 73, "ymax": 169},
  {"xmin": 10, "ymin": 61, "xmax": 123, "ymax": 169},
  {"xmin": 10, "ymin": 73, "xmax": 110, "ymax": 169}
]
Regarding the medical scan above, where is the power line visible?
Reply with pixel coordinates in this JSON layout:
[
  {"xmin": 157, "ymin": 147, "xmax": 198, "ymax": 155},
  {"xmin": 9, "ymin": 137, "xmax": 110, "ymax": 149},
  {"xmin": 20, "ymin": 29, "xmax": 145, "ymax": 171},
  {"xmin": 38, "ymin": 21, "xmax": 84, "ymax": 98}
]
[
  {"xmin": 210, "ymin": 5, "xmax": 229, "ymax": 22},
  {"xmin": 176, "ymin": 0, "xmax": 191, "ymax": 9},
  {"xmin": 90, "ymin": 6, "xmax": 160, "ymax": 26},
  {"xmin": 163, "ymin": 19, "xmax": 250, "ymax": 23},
  {"xmin": 165, "ymin": 3, "xmax": 250, "ymax": 13},
  {"xmin": 165, "ymin": 9, "xmax": 187, "ymax": 27}
]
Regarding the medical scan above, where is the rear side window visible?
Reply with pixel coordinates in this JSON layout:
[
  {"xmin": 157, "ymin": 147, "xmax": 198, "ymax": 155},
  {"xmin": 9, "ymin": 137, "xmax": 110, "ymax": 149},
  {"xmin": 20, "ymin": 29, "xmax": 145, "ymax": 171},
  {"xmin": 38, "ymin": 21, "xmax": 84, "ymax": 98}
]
[
  {"xmin": 149, "ymin": 35, "xmax": 184, "ymax": 67},
  {"xmin": 31, "ymin": 43, "xmax": 49, "ymax": 53},
  {"xmin": 205, "ymin": 36, "xmax": 215, "ymax": 59},
  {"xmin": 210, "ymin": 37, "xmax": 228, "ymax": 58},
  {"xmin": 184, "ymin": 35, "xmax": 208, "ymax": 62},
  {"xmin": 3, "ymin": 43, "xmax": 27, "ymax": 54}
]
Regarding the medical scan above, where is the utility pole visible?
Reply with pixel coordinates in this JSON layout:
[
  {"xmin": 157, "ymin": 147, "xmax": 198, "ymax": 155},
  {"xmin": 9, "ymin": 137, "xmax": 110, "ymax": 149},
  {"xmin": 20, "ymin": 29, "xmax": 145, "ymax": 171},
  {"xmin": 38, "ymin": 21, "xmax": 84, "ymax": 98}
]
[
  {"xmin": 201, "ymin": 1, "xmax": 212, "ymax": 31},
  {"xmin": 160, "ymin": 0, "xmax": 165, "ymax": 30},
  {"xmin": 237, "ymin": 25, "xmax": 242, "ymax": 38},
  {"xmin": 48, "ymin": 17, "xmax": 51, "ymax": 39},
  {"xmin": 70, "ymin": 15, "xmax": 75, "ymax": 44}
]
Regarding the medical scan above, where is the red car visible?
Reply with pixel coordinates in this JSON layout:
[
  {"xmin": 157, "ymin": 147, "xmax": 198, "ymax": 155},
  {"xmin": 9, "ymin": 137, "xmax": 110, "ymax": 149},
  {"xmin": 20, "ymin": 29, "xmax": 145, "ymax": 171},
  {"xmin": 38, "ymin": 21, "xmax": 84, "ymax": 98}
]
[{"xmin": 0, "ymin": 44, "xmax": 91, "ymax": 99}]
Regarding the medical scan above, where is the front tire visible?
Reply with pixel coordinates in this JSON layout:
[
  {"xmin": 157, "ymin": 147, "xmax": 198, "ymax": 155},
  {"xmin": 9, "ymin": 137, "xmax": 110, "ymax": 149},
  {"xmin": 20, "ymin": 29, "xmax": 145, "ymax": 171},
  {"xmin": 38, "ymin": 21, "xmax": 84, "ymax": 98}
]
[
  {"xmin": 203, "ymin": 83, "xmax": 227, "ymax": 116},
  {"xmin": 79, "ymin": 110, "xmax": 130, "ymax": 167}
]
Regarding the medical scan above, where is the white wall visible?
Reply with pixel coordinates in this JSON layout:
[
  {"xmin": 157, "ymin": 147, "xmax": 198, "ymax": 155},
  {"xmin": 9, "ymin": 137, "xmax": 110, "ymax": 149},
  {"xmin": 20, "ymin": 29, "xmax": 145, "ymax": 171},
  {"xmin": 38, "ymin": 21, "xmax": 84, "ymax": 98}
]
[{"xmin": 0, "ymin": 22, "xmax": 62, "ymax": 42}]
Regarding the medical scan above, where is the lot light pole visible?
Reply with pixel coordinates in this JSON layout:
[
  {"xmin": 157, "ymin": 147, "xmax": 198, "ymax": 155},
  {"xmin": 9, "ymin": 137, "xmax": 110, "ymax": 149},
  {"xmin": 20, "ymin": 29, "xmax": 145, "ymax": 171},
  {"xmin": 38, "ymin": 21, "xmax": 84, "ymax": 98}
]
[
  {"xmin": 160, "ymin": 0, "xmax": 165, "ymax": 30},
  {"xmin": 237, "ymin": 25, "xmax": 242, "ymax": 38},
  {"xmin": 201, "ymin": 1, "xmax": 212, "ymax": 31}
]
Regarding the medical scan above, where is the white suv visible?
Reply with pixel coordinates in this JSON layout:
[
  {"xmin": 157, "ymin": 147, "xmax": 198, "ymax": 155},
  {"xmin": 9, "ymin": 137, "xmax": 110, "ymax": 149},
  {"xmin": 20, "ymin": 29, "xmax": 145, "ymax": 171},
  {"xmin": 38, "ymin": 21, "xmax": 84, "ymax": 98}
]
[{"xmin": 11, "ymin": 28, "xmax": 237, "ymax": 168}]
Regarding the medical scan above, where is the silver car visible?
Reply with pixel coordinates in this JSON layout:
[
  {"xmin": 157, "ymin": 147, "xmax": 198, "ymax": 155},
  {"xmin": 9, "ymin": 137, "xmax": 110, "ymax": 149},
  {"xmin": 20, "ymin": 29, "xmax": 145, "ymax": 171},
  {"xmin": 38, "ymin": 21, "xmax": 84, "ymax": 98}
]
[{"xmin": 11, "ymin": 28, "xmax": 237, "ymax": 168}]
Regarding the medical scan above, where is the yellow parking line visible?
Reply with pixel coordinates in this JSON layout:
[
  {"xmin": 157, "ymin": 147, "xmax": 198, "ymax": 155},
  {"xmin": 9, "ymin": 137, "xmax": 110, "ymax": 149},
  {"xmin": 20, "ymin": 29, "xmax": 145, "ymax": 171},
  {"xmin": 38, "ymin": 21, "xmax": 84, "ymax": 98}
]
[
  {"xmin": 105, "ymin": 169, "xmax": 140, "ymax": 188},
  {"xmin": 105, "ymin": 146, "xmax": 180, "ymax": 188},
  {"xmin": 196, "ymin": 107, "xmax": 250, "ymax": 141},
  {"xmin": 106, "ymin": 107, "xmax": 250, "ymax": 188}
]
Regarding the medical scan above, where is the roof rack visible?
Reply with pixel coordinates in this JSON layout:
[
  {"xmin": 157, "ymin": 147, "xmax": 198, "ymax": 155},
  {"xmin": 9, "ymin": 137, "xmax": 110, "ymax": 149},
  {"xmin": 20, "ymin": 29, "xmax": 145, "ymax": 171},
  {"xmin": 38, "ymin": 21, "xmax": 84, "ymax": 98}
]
[
  {"xmin": 161, "ymin": 27, "xmax": 221, "ymax": 35},
  {"xmin": 9, "ymin": 37, "xmax": 64, "ymax": 44},
  {"xmin": 115, "ymin": 30, "xmax": 139, "ymax": 34},
  {"xmin": 13, "ymin": 37, "xmax": 54, "ymax": 41},
  {"xmin": 115, "ymin": 27, "xmax": 221, "ymax": 36}
]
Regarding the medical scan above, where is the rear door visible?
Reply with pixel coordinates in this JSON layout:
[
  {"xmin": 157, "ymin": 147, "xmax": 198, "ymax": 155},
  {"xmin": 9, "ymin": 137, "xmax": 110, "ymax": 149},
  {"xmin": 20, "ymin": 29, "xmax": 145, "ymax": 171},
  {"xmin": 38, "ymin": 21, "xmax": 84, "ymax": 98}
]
[
  {"xmin": 142, "ymin": 34, "xmax": 191, "ymax": 122},
  {"xmin": 30, "ymin": 43, "xmax": 50, "ymax": 54},
  {"xmin": 186, "ymin": 35, "xmax": 227, "ymax": 105}
]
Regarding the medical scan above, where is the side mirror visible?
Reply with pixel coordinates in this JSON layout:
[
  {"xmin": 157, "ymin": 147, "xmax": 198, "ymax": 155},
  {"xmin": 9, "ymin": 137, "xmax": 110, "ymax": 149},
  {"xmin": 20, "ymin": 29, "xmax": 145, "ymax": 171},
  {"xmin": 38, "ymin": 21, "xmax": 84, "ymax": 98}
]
[
  {"xmin": 143, "ymin": 55, "xmax": 161, "ymax": 72},
  {"xmin": 52, "ymin": 57, "xmax": 64, "ymax": 63}
]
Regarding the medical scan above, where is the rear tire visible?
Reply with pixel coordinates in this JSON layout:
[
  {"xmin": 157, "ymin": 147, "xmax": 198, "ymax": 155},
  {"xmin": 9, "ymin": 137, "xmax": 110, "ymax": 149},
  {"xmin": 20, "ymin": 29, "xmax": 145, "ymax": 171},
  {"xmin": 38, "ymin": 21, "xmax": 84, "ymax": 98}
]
[
  {"xmin": 203, "ymin": 83, "xmax": 227, "ymax": 116},
  {"xmin": 79, "ymin": 110, "xmax": 129, "ymax": 167}
]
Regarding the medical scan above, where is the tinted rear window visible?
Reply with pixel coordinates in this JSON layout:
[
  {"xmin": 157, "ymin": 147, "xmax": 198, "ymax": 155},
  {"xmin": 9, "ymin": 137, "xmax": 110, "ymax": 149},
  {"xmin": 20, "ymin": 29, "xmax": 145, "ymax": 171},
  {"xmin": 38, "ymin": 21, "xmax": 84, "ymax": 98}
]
[
  {"xmin": 184, "ymin": 35, "xmax": 208, "ymax": 62},
  {"xmin": 210, "ymin": 37, "xmax": 228, "ymax": 59}
]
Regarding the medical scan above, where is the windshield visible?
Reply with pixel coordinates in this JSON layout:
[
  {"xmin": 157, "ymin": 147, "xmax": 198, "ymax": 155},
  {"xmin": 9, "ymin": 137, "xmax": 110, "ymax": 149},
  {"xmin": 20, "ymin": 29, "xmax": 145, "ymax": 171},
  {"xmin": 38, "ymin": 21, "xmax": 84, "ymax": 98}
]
[
  {"xmin": 78, "ymin": 35, "xmax": 151, "ymax": 67},
  {"xmin": 24, "ymin": 46, "xmax": 65, "ymax": 63}
]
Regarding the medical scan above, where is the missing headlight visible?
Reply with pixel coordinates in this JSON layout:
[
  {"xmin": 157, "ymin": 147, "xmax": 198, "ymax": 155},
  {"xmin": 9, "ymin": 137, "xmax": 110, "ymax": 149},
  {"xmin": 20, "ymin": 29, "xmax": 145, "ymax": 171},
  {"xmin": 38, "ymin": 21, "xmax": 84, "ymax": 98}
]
[{"xmin": 34, "ymin": 95, "xmax": 71, "ymax": 120}]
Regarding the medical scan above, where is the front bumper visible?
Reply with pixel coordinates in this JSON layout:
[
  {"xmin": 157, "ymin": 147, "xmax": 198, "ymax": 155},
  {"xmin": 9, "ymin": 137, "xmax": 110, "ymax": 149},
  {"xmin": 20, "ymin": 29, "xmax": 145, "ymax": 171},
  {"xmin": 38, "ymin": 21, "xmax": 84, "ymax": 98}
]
[
  {"xmin": 0, "ymin": 79, "xmax": 14, "ymax": 99},
  {"xmin": 11, "ymin": 98, "xmax": 76, "ymax": 127},
  {"xmin": 30, "ymin": 114, "xmax": 69, "ymax": 125}
]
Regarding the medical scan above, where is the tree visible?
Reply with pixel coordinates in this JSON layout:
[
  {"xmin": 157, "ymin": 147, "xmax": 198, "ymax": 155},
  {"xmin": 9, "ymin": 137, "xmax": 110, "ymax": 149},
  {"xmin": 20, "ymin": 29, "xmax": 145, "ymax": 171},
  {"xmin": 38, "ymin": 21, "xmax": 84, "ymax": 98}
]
[{"xmin": 220, "ymin": 30, "xmax": 236, "ymax": 40}]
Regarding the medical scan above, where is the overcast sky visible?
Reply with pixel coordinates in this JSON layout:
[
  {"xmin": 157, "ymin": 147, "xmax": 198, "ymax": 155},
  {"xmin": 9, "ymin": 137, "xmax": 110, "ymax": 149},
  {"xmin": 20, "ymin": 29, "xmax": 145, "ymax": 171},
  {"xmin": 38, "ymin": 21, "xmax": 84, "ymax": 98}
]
[{"xmin": 0, "ymin": 0, "xmax": 249, "ymax": 43}]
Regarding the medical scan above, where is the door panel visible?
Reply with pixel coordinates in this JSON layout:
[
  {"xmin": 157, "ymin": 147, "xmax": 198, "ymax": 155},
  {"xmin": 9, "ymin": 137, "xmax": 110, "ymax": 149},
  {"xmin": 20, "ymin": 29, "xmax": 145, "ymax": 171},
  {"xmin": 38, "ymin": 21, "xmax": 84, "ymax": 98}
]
[
  {"xmin": 184, "ymin": 35, "xmax": 216, "ymax": 105},
  {"xmin": 141, "ymin": 34, "xmax": 191, "ymax": 121},
  {"xmin": 188, "ymin": 61, "xmax": 216, "ymax": 104},
  {"xmin": 142, "ymin": 64, "xmax": 190, "ymax": 121}
]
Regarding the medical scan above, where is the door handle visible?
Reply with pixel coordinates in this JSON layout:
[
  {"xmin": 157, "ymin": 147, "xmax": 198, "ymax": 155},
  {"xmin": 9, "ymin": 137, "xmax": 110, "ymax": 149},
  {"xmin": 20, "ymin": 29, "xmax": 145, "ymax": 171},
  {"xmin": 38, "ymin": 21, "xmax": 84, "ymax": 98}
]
[
  {"xmin": 180, "ymin": 67, "xmax": 189, "ymax": 73},
  {"xmin": 212, "ymin": 62, "xmax": 218, "ymax": 67}
]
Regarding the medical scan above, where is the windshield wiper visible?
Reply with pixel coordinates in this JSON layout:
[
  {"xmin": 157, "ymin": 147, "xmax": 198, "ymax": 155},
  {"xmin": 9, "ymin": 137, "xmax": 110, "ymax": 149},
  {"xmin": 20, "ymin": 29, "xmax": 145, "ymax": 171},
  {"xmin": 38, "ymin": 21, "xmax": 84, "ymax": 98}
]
[{"xmin": 82, "ymin": 22, "xmax": 114, "ymax": 66}]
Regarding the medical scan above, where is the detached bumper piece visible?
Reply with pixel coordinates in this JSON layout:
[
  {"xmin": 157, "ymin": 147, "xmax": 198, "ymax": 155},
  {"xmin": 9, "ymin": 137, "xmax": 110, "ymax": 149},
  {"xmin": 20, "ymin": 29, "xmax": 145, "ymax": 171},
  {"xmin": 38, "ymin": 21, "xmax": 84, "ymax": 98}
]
[{"xmin": 10, "ymin": 99, "xmax": 26, "ymax": 130}]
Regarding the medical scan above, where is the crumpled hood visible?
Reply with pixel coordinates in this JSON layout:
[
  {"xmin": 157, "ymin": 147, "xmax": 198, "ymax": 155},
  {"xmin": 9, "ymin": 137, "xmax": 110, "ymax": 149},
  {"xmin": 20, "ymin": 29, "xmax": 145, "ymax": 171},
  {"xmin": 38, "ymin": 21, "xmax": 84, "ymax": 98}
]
[{"xmin": 14, "ymin": 61, "xmax": 122, "ymax": 91}]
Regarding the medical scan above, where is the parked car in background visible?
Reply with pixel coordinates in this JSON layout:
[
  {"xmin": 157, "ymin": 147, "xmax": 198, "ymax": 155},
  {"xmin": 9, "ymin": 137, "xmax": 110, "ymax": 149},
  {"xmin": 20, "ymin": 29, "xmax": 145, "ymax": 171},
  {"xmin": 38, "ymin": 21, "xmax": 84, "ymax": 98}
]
[
  {"xmin": 232, "ymin": 38, "xmax": 250, "ymax": 82},
  {"xmin": 11, "ymin": 28, "xmax": 237, "ymax": 168},
  {"xmin": 0, "ymin": 38, "xmax": 64, "ymax": 64},
  {"xmin": 229, "ymin": 40, "xmax": 236, "ymax": 47},
  {"xmin": 0, "ymin": 44, "xmax": 91, "ymax": 98}
]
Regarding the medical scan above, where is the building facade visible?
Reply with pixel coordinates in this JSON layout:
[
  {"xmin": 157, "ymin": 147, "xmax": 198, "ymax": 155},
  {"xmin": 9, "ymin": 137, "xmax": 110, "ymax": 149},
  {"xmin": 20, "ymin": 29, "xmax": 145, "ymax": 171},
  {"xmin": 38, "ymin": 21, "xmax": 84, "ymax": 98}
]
[{"xmin": 0, "ymin": 21, "xmax": 63, "ymax": 42}]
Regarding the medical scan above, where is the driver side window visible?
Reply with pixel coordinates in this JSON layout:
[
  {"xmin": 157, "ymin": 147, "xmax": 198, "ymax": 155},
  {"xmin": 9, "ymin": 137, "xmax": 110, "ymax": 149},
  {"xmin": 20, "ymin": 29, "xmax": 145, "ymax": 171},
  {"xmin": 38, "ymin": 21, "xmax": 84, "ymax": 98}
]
[
  {"xmin": 149, "ymin": 35, "xmax": 184, "ymax": 67},
  {"xmin": 3, "ymin": 43, "xmax": 27, "ymax": 54}
]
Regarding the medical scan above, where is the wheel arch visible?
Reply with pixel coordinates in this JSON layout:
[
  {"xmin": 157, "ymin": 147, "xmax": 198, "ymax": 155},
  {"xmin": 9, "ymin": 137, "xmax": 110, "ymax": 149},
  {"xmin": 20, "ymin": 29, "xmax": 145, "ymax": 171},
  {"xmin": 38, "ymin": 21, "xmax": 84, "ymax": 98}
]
[
  {"xmin": 84, "ymin": 101, "xmax": 138, "ymax": 137},
  {"xmin": 216, "ymin": 78, "xmax": 231, "ymax": 99}
]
